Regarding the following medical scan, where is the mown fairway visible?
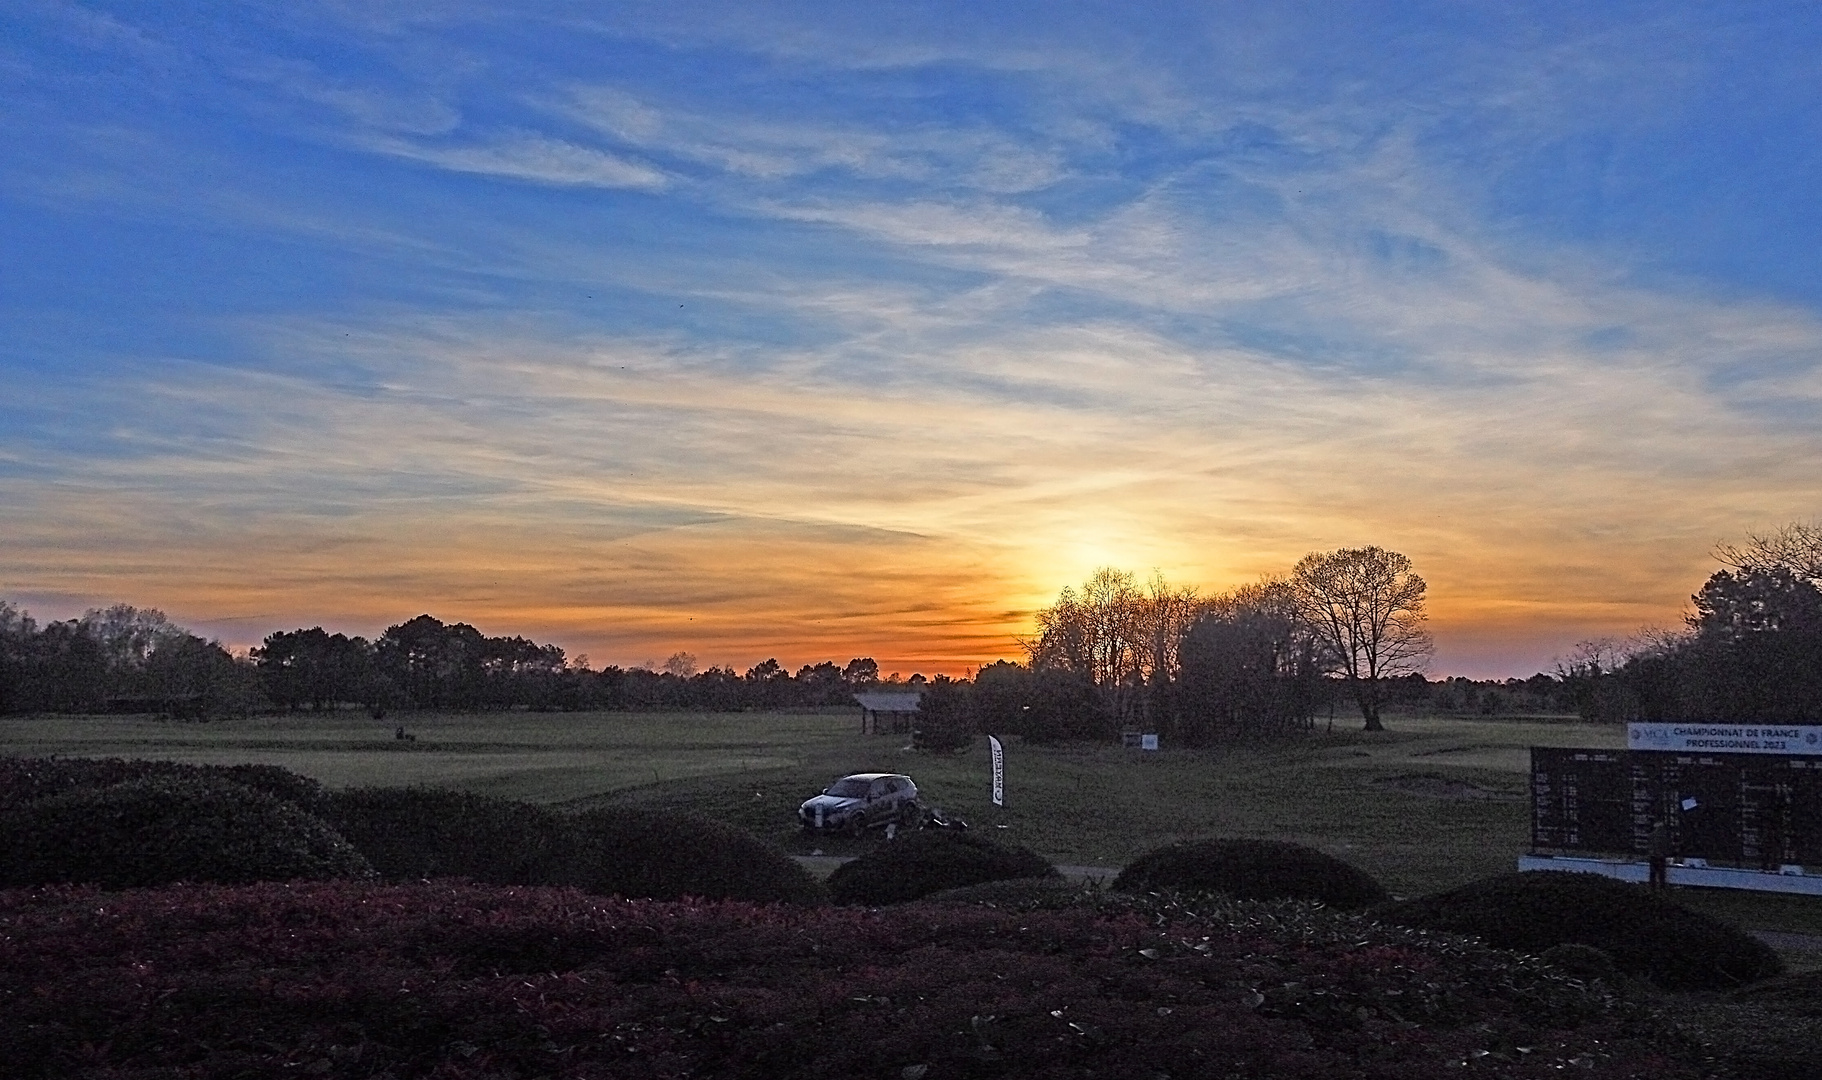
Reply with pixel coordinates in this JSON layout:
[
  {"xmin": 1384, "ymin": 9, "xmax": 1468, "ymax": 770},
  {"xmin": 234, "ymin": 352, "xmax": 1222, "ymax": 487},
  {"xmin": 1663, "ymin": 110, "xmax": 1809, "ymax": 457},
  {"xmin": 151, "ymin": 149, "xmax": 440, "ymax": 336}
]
[{"xmin": 0, "ymin": 708, "xmax": 1619, "ymax": 894}]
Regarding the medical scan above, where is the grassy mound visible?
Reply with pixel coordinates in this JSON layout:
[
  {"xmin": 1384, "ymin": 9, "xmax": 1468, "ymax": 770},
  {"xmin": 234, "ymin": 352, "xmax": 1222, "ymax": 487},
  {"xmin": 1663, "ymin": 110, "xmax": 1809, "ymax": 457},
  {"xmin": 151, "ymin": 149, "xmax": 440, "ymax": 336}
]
[
  {"xmin": 0, "ymin": 775, "xmax": 371, "ymax": 888},
  {"xmin": 827, "ymin": 830, "xmax": 1058, "ymax": 905},
  {"xmin": 566, "ymin": 805, "xmax": 827, "ymax": 905},
  {"xmin": 0, "ymin": 754, "xmax": 335, "ymax": 816},
  {"xmin": 1374, "ymin": 872, "xmax": 1784, "ymax": 991},
  {"xmin": 1112, "ymin": 838, "xmax": 1390, "ymax": 909},
  {"xmin": 325, "ymin": 787, "xmax": 573, "ymax": 885}
]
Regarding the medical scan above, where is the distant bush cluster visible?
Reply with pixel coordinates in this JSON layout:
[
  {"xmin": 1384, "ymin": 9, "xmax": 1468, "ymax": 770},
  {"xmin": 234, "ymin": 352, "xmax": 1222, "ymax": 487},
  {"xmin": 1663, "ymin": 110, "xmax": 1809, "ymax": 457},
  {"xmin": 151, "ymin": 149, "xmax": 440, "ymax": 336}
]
[{"xmin": 0, "ymin": 603, "xmax": 262, "ymax": 718}]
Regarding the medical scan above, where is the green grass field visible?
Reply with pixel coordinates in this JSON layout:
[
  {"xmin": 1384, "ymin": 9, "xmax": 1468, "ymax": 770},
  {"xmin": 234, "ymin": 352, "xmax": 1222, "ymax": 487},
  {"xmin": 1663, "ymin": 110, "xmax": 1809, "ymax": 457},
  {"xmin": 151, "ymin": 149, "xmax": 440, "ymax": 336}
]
[{"xmin": 7, "ymin": 706, "xmax": 1822, "ymax": 942}]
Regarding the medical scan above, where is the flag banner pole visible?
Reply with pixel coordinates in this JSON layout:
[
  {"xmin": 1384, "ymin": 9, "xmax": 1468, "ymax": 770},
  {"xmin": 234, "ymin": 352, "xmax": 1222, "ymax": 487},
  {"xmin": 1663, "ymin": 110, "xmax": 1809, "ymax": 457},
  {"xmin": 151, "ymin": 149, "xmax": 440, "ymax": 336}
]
[{"xmin": 989, "ymin": 735, "xmax": 1004, "ymax": 808}]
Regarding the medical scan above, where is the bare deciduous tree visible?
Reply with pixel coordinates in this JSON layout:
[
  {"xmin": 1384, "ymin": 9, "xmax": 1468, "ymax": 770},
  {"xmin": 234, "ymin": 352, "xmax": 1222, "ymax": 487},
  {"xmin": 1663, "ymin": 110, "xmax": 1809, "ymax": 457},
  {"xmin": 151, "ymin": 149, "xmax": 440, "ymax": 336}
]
[
  {"xmin": 1028, "ymin": 568, "xmax": 1199, "ymax": 688},
  {"xmin": 1290, "ymin": 546, "xmax": 1433, "ymax": 731},
  {"xmin": 1715, "ymin": 522, "xmax": 1822, "ymax": 584},
  {"xmin": 1135, "ymin": 571, "xmax": 1202, "ymax": 689},
  {"xmin": 1027, "ymin": 568, "xmax": 1141, "ymax": 687}
]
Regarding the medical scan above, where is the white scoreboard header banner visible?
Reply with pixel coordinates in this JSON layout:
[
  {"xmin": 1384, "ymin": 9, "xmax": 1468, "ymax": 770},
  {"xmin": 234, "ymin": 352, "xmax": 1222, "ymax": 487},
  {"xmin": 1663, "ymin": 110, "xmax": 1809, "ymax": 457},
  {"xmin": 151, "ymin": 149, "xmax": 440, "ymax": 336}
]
[{"xmin": 1628, "ymin": 723, "xmax": 1822, "ymax": 756}]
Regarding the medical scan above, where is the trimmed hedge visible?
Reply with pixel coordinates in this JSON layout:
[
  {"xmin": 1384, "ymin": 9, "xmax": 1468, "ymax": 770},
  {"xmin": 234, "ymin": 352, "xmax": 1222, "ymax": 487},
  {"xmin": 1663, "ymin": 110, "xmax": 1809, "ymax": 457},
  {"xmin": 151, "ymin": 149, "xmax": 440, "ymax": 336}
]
[
  {"xmin": 566, "ymin": 806, "xmax": 828, "ymax": 905},
  {"xmin": 0, "ymin": 775, "xmax": 371, "ymax": 888},
  {"xmin": 326, "ymin": 791, "xmax": 824, "ymax": 905},
  {"xmin": 1373, "ymin": 871, "xmax": 1784, "ymax": 991},
  {"xmin": 827, "ymin": 830, "xmax": 1058, "ymax": 905},
  {"xmin": 1112, "ymin": 838, "xmax": 1390, "ymax": 909},
  {"xmin": 324, "ymin": 787, "xmax": 574, "ymax": 885},
  {"xmin": 0, "ymin": 755, "xmax": 335, "ymax": 816}
]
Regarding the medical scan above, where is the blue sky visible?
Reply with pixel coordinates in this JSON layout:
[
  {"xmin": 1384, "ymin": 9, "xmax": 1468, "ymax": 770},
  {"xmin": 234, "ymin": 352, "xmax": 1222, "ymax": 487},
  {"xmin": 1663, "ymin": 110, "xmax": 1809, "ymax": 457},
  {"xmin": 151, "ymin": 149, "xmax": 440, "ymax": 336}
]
[{"xmin": 3, "ymin": 2, "xmax": 1821, "ymax": 677}]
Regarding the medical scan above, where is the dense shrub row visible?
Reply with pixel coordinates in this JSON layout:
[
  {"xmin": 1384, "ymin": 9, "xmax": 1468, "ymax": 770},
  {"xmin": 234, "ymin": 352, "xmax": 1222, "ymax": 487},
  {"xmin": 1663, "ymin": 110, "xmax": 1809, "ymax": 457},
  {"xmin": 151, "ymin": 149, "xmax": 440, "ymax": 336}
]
[
  {"xmin": 1, "ymin": 756, "xmax": 823, "ymax": 904},
  {"xmin": 567, "ymin": 806, "xmax": 828, "ymax": 905},
  {"xmin": 0, "ymin": 775, "xmax": 371, "ymax": 888},
  {"xmin": 1373, "ymin": 872, "xmax": 1784, "ymax": 991},
  {"xmin": 1112, "ymin": 838, "xmax": 1391, "ymax": 909},
  {"xmin": 827, "ymin": 831, "xmax": 1058, "ymax": 904},
  {"xmin": 324, "ymin": 789, "xmax": 825, "ymax": 904},
  {"xmin": 0, "ymin": 880, "xmax": 1699, "ymax": 1080},
  {"xmin": 324, "ymin": 787, "xmax": 574, "ymax": 884},
  {"xmin": 0, "ymin": 754, "xmax": 335, "ymax": 816}
]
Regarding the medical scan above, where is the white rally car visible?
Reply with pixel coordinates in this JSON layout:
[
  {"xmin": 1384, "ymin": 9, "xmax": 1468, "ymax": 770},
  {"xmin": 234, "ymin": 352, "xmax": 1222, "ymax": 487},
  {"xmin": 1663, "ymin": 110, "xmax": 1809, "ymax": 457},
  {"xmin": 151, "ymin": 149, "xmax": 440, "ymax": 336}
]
[{"xmin": 798, "ymin": 772, "xmax": 921, "ymax": 833}]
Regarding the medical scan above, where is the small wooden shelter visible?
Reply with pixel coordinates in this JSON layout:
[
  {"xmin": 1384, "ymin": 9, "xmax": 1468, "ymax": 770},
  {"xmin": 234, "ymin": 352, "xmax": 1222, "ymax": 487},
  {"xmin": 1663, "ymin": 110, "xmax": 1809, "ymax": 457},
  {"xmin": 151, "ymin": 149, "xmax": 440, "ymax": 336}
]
[{"xmin": 854, "ymin": 691, "xmax": 922, "ymax": 734}]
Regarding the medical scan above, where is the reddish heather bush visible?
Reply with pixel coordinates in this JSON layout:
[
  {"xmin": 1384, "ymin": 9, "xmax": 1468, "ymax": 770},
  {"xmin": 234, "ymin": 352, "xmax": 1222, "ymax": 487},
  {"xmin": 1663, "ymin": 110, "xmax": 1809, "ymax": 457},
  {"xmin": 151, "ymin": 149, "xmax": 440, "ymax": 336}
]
[{"xmin": 0, "ymin": 880, "xmax": 1700, "ymax": 1080}]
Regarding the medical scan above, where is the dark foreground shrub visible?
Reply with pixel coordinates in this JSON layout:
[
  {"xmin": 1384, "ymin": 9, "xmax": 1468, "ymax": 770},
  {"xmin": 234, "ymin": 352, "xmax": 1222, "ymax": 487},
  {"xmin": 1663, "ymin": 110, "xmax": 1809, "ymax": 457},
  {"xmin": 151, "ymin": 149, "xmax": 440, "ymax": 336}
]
[
  {"xmin": 566, "ymin": 806, "xmax": 827, "ymax": 905},
  {"xmin": 827, "ymin": 830, "xmax": 1058, "ymax": 905},
  {"xmin": 0, "ymin": 776, "xmax": 370, "ymax": 888},
  {"xmin": 1112, "ymin": 838, "xmax": 1390, "ymax": 909},
  {"xmin": 1735, "ymin": 968, "xmax": 1822, "ymax": 1017},
  {"xmin": 1374, "ymin": 872, "xmax": 1783, "ymax": 991},
  {"xmin": 0, "ymin": 880, "xmax": 1701, "ymax": 1080},
  {"xmin": 0, "ymin": 755, "xmax": 334, "ymax": 816},
  {"xmin": 1540, "ymin": 943, "xmax": 1623, "ymax": 986},
  {"xmin": 325, "ymin": 787, "xmax": 573, "ymax": 885},
  {"xmin": 923, "ymin": 876, "xmax": 1087, "ymax": 903}
]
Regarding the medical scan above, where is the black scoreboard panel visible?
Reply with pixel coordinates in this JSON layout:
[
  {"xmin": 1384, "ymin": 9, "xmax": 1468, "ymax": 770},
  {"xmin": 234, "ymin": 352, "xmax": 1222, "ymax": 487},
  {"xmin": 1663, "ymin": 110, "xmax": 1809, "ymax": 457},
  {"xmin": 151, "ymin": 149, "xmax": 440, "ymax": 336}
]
[
  {"xmin": 1531, "ymin": 748, "xmax": 1822, "ymax": 866},
  {"xmin": 1530, "ymin": 749, "xmax": 1632, "ymax": 852}
]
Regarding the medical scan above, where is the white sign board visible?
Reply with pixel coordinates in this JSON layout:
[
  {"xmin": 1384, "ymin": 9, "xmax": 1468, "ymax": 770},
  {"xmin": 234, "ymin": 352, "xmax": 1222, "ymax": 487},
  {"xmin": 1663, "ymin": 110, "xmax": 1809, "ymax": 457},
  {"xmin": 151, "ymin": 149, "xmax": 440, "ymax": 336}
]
[
  {"xmin": 1628, "ymin": 723, "xmax": 1822, "ymax": 756},
  {"xmin": 1140, "ymin": 733, "xmax": 1159, "ymax": 751},
  {"xmin": 989, "ymin": 735, "xmax": 1004, "ymax": 807}
]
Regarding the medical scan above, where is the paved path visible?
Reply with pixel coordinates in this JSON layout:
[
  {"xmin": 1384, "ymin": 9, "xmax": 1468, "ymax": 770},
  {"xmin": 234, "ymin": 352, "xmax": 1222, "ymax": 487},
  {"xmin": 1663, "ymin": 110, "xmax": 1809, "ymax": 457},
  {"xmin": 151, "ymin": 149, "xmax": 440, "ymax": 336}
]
[
  {"xmin": 792, "ymin": 854, "xmax": 1117, "ymax": 883},
  {"xmin": 1753, "ymin": 930, "xmax": 1822, "ymax": 957}
]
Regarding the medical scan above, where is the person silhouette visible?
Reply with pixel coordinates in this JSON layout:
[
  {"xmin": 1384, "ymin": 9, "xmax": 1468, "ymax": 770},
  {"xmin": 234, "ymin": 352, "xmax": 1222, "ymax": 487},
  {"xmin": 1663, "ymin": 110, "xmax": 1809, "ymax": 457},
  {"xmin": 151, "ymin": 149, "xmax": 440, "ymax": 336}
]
[{"xmin": 1647, "ymin": 820, "xmax": 1672, "ymax": 890}]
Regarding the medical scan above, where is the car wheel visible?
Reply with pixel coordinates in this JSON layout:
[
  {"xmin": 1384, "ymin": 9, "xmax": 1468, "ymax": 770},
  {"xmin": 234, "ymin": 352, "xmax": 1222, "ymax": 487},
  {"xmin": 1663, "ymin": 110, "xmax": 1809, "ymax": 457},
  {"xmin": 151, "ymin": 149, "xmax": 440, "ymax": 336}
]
[
  {"xmin": 898, "ymin": 801, "xmax": 924, "ymax": 828},
  {"xmin": 846, "ymin": 812, "xmax": 868, "ymax": 836}
]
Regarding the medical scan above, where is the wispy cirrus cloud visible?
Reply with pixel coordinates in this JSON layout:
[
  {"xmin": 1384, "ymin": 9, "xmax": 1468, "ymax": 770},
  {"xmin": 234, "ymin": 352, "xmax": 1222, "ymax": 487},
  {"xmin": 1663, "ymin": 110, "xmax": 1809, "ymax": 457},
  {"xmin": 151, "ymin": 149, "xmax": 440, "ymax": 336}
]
[
  {"xmin": 562, "ymin": 85, "xmax": 1068, "ymax": 192},
  {"xmin": 356, "ymin": 131, "xmax": 668, "ymax": 189}
]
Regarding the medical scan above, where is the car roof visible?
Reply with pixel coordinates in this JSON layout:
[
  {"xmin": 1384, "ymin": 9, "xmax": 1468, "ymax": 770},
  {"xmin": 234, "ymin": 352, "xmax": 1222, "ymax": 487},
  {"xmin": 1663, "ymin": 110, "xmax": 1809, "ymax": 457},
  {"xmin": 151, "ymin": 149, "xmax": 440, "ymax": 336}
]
[{"xmin": 837, "ymin": 772, "xmax": 910, "ymax": 782}]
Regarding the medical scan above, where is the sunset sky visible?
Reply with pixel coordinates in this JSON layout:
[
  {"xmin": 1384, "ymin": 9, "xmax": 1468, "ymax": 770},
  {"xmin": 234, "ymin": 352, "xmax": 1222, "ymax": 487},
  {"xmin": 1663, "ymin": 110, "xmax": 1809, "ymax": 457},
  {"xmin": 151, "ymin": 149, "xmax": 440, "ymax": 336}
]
[{"xmin": 4, "ymin": 2, "xmax": 1821, "ymax": 678}]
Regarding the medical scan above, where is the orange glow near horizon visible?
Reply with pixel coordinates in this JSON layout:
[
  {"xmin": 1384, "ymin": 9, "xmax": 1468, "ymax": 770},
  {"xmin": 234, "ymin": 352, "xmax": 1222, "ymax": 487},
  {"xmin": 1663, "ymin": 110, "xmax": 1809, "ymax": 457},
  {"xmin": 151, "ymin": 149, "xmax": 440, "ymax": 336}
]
[{"xmin": 0, "ymin": 459, "xmax": 1751, "ymax": 680}]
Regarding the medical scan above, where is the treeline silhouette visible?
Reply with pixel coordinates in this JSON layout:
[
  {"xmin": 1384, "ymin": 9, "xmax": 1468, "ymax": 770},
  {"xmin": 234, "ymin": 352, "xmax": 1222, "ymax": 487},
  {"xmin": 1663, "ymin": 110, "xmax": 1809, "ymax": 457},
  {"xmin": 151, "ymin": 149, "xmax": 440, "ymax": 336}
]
[
  {"xmin": 5, "ymin": 526, "xmax": 1814, "ymax": 736},
  {"xmin": 1558, "ymin": 524, "xmax": 1822, "ymax": 723},
  {"xmin": 0, "ymin": 596, "xmax": 1569, "ymax": 730},
  {"xmin": 0, "ymin": 607, "xmax": 900, "ymax": 717}
]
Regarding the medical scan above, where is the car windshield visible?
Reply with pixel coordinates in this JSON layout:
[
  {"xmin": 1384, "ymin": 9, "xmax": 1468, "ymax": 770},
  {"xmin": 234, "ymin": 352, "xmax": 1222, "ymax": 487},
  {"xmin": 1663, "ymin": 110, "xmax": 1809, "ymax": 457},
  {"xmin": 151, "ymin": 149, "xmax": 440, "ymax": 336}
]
[{"xmin": 824, "ymin": 778, "xmax": 872, "ymax": 798}]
